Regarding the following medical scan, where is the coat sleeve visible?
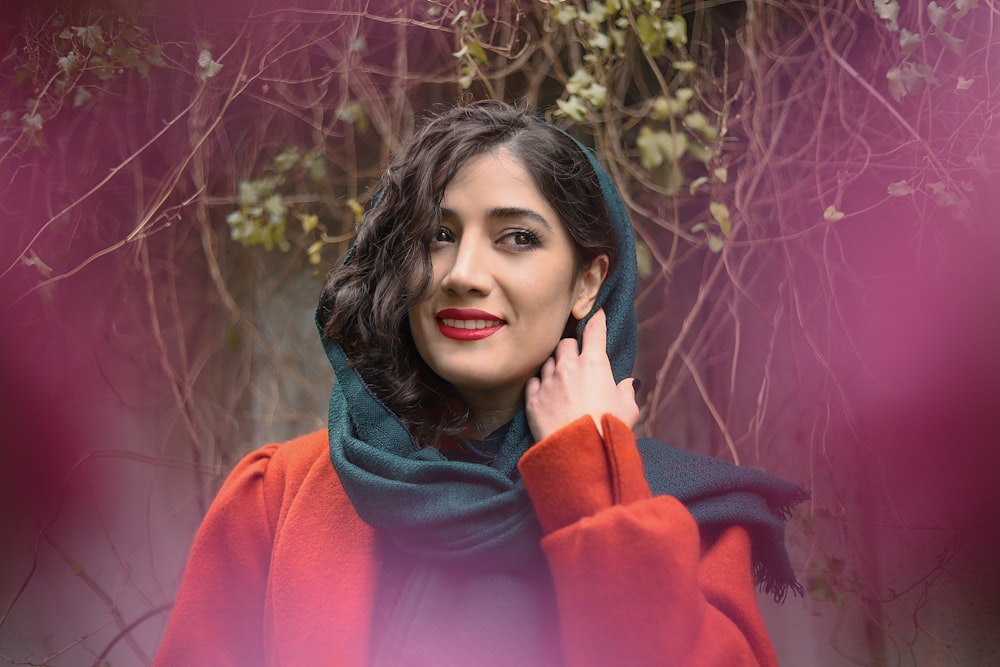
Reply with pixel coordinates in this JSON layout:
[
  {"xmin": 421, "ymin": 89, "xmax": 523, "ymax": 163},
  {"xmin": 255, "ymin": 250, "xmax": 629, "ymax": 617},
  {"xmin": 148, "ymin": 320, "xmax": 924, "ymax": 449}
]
[
  {"xmin": 518, "ymin": 415, "xmax": 778, "ymax": 667},
  {"xmin": 153, "ymin": 444, "xmax": 281, "ymax": 667}
]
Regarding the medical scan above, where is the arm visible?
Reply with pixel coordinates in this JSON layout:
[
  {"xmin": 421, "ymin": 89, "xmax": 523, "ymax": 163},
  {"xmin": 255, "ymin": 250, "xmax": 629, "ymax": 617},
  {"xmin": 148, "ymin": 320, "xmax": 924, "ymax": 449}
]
[
  {"xmin": 153, "ymin": 445, "xmax": 281, "ymax": 667},
  {"xmin": 519, "ymin": 415, "xmax": 777, "ymax": 667}
]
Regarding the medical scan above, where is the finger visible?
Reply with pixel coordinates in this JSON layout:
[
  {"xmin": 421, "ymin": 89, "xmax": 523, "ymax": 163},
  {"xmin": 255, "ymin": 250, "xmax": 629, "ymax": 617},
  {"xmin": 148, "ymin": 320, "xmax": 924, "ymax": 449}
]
[
  {"xmin": 539, "ymin": 356, "xmax": 556, "ymax": 381},
  {"xmin": 553, "ymin": 336, "xmax": 579, "ymax": 363},
  {"xmin": 617, "ymin": 377, "xmax": 637, "ymax": 404},
  {"xmin": 525, "ymin": 376, "xmax": 540, "ymax": 401},
  {"xmin": 581, "ymin": 308, "xmax": 607, "ymax": 358}
]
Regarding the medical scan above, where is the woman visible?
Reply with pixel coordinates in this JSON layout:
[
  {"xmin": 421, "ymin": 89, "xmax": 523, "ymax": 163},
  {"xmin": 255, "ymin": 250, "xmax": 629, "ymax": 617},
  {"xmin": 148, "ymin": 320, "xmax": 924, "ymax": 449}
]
[{"xmin": 155, "ymin": 101, "xmax": 805, "ymax": 666}]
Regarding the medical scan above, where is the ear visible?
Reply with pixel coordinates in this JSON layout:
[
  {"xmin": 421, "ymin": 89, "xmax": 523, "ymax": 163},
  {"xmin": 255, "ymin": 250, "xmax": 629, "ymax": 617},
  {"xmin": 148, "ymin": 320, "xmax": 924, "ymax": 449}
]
[{"xmin": 571, "ymin": 254, "xmax": 609, "ymax": 320}]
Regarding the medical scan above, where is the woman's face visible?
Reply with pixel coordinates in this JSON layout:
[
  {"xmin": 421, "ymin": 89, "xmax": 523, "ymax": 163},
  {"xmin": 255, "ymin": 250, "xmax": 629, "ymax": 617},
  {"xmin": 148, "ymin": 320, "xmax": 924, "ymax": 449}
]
[{"xmin": 408, "ymin": 148, "xmax": 605, "ymax": 414}]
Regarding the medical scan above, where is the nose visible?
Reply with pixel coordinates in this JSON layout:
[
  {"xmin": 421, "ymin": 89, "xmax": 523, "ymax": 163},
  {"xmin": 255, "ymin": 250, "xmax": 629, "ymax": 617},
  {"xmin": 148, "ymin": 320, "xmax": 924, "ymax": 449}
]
[{"xmin": 439, "ymin": 234, "xmax": 493, "ymax": 295}]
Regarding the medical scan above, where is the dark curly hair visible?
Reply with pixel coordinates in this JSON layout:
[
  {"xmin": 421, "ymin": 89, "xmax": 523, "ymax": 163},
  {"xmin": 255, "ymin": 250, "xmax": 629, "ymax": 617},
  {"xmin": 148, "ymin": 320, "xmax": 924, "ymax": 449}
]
[{"xmin": 318, "ymin": 100, "xmax": 618, "ymax": 447}]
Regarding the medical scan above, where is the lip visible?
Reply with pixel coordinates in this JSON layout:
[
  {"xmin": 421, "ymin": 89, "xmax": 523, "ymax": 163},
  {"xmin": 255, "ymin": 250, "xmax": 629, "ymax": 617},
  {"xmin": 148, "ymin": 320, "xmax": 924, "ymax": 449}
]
[{"xmin": 435, "ymin": 308, "xmax": 506, "ymax": 341}]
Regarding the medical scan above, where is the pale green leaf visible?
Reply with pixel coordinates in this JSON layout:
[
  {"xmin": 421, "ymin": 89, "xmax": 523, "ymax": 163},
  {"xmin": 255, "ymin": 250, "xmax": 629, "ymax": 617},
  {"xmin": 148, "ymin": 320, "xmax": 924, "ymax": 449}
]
[
  {"xmin": 664, "ymin": 15, "xmax": 687, "ymax": 47},
  {"xmin": 674, "ymin": 87, "xmax": 695, "ymax": 108},
  {"xmin": 635, "ymin": 239, "xmax": 652, "ymax": 278},
  {"xmin": 713, "ymin": 167, "xmax": 728, "ymax": 183},
  {"xmin": 72, "ymin": 86, "xmax": 92, "ymax": 108},
  {"xmin": 581, "ymin": 82, "xmax": 607, "ymax": 107},
  {"xmin": 263, "ymin": 194, "xmax": 287, "ymax": 224},
  {"xmin": 58, "ymin": 51, "xmax": 79, "ymax": 73},
  {"xmin": 927, "ymin": 1, "xmax": 947, "ymax": 28},
  {"xmin": 937, "ymin": 30, "xmax": 965, "ymax": 55},
  {"xmin": 886, "ymin": 67, "xmax": 907, "ymax": 101},
  {"xmin": 580, "ymin": 1, "xmax": 609, "ymax": 26},
  {"xmin": 307, "ymin": 241, "xmax": 324, "ymax": 265},
  {"xmin": 566, "ymin": 68, "xmax": 594, "ymax": 94},
  {"xmin": 651, "ymin": 96, "xmax": 672, "ymax": 121},
  {"xmin": 637, "ymin": 126, "xmax": 663, "ymax": 170},
  {"xmin": 555, "ymin": 96, "xmax": 588, "ymax": 122},
  {"xmin": 686, "ymin": 142, "xmax": 714, "ymax": 164},
  {"xmin": 145, "ymin": 44, "xmax": 166, "ymax": 68},
  {"xmin": 954, "ymin": 0, "xmax": 978, "ymax": 19},
  {"xmin": 551, "ymin": 4, "xmax": 578, "ymax": 25},
  {"xmin": 197, "ymin": 49, "xmax": 222, "ymax": 81},
  {"xmin": 458, "ymin": 68, "xmax": 475, "ymax": 90},
  {"xmin": 273, "ymin": 146, "xmax": 301, "ymax": 173},
  {"xmin": 588, "ymin": 32, "xmax": 611, "ymax": 51},
  {"xmin": 899, "ymin": 28, "xmax": 922, "ymax": 57},
  {"xmin": 656, "ymin": 130, "xmax": 687, "ymax": 163},
  {"xmin": 471, "ymin": 9, "xmax": 489, "ymax": 29},
  {"xmin": 300, "ymin": 213, "xmax": 319, "ymax": 233},
  {"xmin": 912, "ymin": 61, "xmax": 939, "ymax": 85},
  {"xmin": 684, "ymin": 111, "xmax": 718, "ymax": 140},
  {"xmin": 823, "ymin": 205, "xmax": 845, "ymax": 222},
  {"xmin": 21, "ymin": 112, "xmax": 42, "ymax": 132},
  {"xmin": 466, "ymin": 41, "xmax": 488, "ymax": 64},
  {"xmin": 347, "ymin": 198, "xmax": 365, "ymax": 223},
  {"xmin": 887, "ymin": 180, "xmax": 915, "ymax": 196},
  {"xmin": 337, "ymin": 101, "xmax": 369, "ymax": 131},
  {"xmin": 610, "ymin": 28, "xmax": 626, "ymax": 53},
  {"xmin": 706, "ymin": 233, "xmax": 724, "ymax": 253},
  {"xmin": 874, "ymin": 0, "xmax": 900, "ymax": 31},
  {"xmin": 689, "ymin": 176, "xmax": 709, "ymax": 195},
  {"xmin": 709, "ymin": 201, "xmax": 731, "ymax": 236},
  {"xmin": 636, "ymin": 15, "xmax": 665, "ymax": 57}
]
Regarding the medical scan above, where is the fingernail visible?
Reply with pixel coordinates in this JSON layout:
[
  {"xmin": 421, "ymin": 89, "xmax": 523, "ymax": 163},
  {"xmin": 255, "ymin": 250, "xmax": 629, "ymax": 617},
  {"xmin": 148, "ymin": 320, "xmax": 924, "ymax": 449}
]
[{"xmin": 632, "ymin": 378, "xmax": 642, "ymax": 392}]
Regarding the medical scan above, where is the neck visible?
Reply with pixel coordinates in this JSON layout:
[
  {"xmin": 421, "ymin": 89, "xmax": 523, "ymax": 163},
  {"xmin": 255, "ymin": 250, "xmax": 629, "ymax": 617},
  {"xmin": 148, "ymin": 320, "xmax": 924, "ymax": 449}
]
[{"xmin": 455, "ymin": 386, "xmax": 523, "ymax": 438}]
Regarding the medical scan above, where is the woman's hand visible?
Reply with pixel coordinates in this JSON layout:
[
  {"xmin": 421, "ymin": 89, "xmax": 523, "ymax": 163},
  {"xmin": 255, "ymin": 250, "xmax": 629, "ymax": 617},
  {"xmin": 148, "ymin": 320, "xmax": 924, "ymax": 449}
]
[{"xmin": 525, "ymin": 309, "xmax": 639, "ymax": 442}]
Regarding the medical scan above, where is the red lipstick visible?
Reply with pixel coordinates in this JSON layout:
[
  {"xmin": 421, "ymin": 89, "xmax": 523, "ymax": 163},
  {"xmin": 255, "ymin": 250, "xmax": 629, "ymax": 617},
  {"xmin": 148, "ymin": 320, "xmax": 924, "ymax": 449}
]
[{"xmin": 435, "ymin": 308, "xmax": 505, "ymax": 341}]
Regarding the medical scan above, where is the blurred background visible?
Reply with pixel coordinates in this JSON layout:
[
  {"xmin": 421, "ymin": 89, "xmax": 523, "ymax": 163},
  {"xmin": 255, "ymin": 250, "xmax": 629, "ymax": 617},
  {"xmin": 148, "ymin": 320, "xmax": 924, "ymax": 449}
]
[{"xmin": 1, "ymin": 1, "xmax": 998, "ymax": 664}]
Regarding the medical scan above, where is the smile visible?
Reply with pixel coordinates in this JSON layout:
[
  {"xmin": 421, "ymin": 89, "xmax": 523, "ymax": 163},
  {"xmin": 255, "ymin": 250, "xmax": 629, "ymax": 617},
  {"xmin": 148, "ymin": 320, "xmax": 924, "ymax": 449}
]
[
  {"xmin": 436, "ymin": 319, "xmax": 505, "ymax": 340},
  {"xmin": 435, "ymin": 309, "xmax": 506, "ymax": 340},
  {"xmin": 440, "ymin": 318, "xmax": 504, "ymax": 329}
]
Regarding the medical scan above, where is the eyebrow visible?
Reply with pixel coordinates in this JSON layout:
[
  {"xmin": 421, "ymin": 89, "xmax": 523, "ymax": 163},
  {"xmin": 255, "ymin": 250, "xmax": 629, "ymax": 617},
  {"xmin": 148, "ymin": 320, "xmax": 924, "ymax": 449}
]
[{"xmin": 439, "ymin": 206, "xmax": 553, "ymax": 231}]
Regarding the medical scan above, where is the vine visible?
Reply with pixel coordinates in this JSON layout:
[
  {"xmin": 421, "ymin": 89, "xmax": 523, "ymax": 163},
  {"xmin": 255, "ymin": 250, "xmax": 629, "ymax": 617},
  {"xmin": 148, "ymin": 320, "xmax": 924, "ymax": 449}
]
[{"xmin": 1, "ymin": 1, "xmax": 996, "ymax": 664}]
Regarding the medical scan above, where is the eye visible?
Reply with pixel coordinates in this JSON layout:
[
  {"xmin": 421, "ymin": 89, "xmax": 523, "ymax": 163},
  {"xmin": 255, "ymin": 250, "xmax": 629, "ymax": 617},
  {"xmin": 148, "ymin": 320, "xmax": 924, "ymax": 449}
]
[
  {"xmin": 432, "ymin": 227, "xmax": 454, "ymax": 244},
  {"xmin": 502, "ymin": 229, "xmax": 541, "ymax": 249}
]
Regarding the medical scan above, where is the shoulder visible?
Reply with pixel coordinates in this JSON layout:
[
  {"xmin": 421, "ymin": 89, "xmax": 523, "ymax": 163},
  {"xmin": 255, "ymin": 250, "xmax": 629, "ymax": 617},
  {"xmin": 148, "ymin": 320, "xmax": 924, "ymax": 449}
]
[
  {"xmin": 226, "ymin": 430, "xmax": 330, "ymax": 484},
  {"xmin": 216, "ymin": 430, "xmax": 334, "ymax": 524},
  {"xmin": 265, "ymin": 429, "xmax": 331, "ymax": 473}
]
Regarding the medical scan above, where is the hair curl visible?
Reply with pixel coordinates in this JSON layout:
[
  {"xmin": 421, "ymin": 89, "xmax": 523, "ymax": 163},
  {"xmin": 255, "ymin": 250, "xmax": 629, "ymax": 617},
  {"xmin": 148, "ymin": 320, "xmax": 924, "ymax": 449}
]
[{"xmin": 318, "ymin": 100, "xmax": 617, "ymax": 447}]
